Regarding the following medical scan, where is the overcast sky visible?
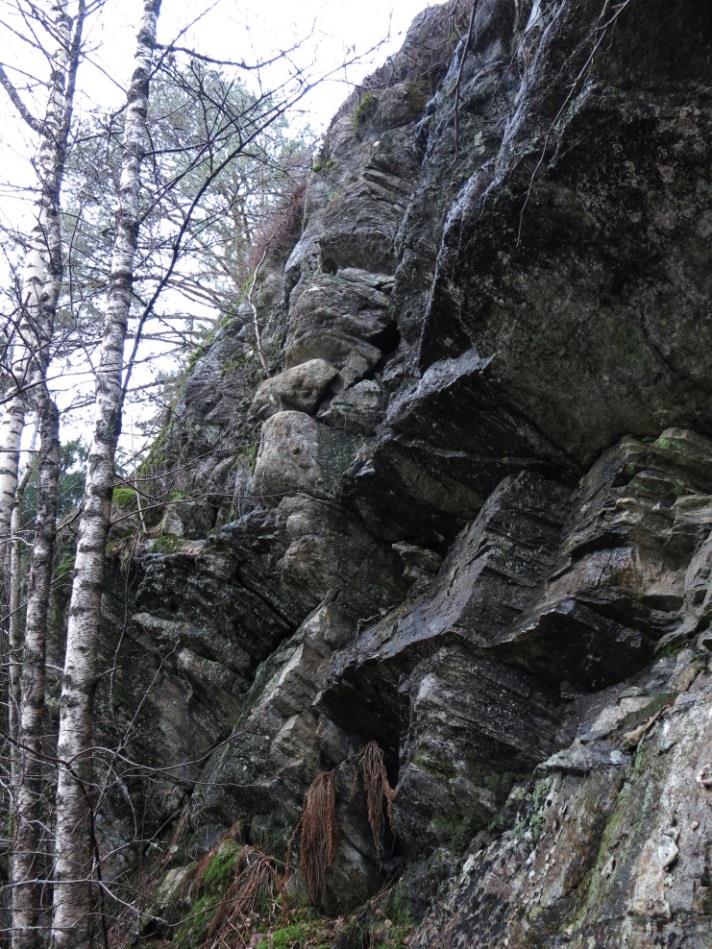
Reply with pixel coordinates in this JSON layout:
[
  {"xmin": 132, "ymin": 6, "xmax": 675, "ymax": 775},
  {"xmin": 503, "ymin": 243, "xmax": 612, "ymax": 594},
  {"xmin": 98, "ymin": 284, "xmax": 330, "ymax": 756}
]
[
  {"xmin": 0, "ymin": 0, "xmax": 445, "ymax": 456},
  {"xmin": 1, "ymin": 0, "xmax": 444, "ymax": 206},
  {"xmin": 85, "ymin": 1, "xmax": 444, "ymax": 128}
]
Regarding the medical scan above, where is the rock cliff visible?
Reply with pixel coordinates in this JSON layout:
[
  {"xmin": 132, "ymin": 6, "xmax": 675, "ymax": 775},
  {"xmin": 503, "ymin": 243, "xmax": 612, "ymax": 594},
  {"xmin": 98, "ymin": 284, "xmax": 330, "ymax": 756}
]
[{"xmin": 105, "ymin": 1, "xmax": 712, "ymax": 945}]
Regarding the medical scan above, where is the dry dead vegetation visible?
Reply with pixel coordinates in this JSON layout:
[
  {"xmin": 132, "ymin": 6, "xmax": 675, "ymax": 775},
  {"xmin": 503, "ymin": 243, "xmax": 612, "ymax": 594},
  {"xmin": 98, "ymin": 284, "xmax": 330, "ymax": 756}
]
[
  {"xmin": 293, "ymin": 770, "xmax": 338, "ymax": 904},
  {"xmin": 115, "ymin": 741, "xmax": 398, "ymax": 946},
  {"xmin": 202, "ymin": 847, "xmax": 283, "ymax": 948},
  {"xmin": 361, "ymin": 741, "xmax": 396, "ymax": 859}
]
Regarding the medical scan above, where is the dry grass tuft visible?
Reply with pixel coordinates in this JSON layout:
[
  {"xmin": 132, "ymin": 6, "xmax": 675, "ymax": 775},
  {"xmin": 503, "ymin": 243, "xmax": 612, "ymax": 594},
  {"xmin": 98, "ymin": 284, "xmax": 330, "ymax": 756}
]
[
  {"xmin": 246, "ymin": 180, "xmax": 307, "ymax": 274},
  {"xmin": 296, "ymin": 770, "xmax": 338, "ymax": 905},
  {"xmin": 361, "ymin": 741, "xmax": 396, "ymax": 858},
  {"xmin": 203, "ymin": 846, "xmax": 282, "ymax": 949}
]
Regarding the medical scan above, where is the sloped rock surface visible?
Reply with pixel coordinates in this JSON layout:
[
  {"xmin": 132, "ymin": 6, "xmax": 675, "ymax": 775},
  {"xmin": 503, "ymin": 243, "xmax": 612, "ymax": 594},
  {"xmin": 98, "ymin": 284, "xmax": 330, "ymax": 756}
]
[
  {"xmin": 411, "ymin": 652, "xmax": 712, "ymax": 948},
  {"xmin": 107, "ymin": 1, "xmax": 712, "ymax": 944},
  {"xmin": 418, "ymin": 0, "xmax": 712, "ymax": 464}
]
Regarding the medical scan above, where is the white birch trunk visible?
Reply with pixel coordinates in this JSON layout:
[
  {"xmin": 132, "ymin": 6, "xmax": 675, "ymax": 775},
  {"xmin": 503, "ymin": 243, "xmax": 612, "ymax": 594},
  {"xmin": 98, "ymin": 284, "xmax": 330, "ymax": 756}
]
[
  {"xmin": 0, "ymin": 0, "xmax": 73, "ymax": 570},
  {"xmin": 51, "ymin": 3, "xmax": 162, "ymax": 945},
  {"xmin": 0, "ymin": 397, "xmax": 25, "ymax": 571},
  {"xmin": 8, "ymin": 423, "xmax": 38, "ymax": 794},
  {"xmin": 3, "ymin": 3, "xmax": 86, "ymax": 945},
  {"xmin": 10, "ymin": 393, "xmax": 60, "ymax": 949},
  {"xmin": 8, "ymin": 468, "xmax": 28, "ymax": 779}
]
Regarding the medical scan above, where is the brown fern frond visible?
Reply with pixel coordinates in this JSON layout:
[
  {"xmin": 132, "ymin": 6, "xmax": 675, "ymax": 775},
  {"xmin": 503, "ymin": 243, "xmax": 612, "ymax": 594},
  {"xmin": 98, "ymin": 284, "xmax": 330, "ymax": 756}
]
[
  {"xmin": 361, "ymin": 741, "xmax": 396, "ymax": 857},
  {"xmin": 298, "ymin": 770, "xmax": 338, "ymax": 904}
]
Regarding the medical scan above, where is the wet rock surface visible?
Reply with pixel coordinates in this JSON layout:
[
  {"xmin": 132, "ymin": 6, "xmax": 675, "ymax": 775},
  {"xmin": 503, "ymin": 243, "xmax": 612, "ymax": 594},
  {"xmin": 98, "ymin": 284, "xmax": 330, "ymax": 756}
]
[{"xmin": 105, "ymin": 1, "xmax": 712, "ymax": 944}]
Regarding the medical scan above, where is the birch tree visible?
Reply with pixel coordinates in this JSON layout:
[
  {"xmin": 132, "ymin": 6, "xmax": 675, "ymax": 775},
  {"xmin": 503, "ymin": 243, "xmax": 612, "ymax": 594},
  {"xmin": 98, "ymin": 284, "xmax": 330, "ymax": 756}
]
[
  {"xmin": 10, "ymin": 394, "xmax": 60, "ymax": 949},
  {"xmin": 0, "ymin": 3, "xmax": 391, "ymax": 942},
  {"xmin": 51, "ymin": 3, "xmax": 162, "ymax": 945},
  {"xmin": 0, "ymin": 3, "xmax": 87, "ymax": 946},
  {"xmin": 0, "ymin": 0, "xmax": 85, "ymax": 571}
]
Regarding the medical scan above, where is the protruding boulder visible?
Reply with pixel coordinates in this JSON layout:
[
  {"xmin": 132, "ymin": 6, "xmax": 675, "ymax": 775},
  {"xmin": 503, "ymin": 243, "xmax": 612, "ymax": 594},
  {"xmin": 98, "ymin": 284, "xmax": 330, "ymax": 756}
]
[
  {"xmin": 249, "ymin": 359, "xmax": 339, "ymax": 420},
  {"xmin": 253, "ymin": 410, "xmax": 322, "ymax": 503}
]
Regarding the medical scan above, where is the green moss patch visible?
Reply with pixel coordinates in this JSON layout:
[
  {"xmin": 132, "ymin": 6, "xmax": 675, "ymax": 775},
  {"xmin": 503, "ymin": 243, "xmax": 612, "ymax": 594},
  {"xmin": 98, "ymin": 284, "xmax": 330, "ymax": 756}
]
[
  {"xmin": 201, "ymin": 838, "xmax": 242, "ymax": 892},
  {"xmin": 353, "ymin": 91, "xmax": 378, "ymax": 127},
  {"xmin": 173, "ymin": 839, "xmax": 242, "ymax": 947},
  {"xmin": 112, "ymin": 486, "xmax": 139, "ymax": 511},
  {"xmin": 257, "ymin": 921, "xmax": 319, "ymax": 948},
  {"xmin": 150, "ymin": 533, "xmax": 181, "ymax": 554},
  {"xmin": 173, "ymin": 892, "xmax": 217, "ymax": 948}
]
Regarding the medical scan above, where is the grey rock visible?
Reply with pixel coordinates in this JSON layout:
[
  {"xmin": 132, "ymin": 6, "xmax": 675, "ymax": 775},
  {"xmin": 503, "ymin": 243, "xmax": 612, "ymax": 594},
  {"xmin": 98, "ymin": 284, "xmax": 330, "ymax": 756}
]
[
  {"xmin": 338, "ymin": 350, "xmax": 372, "ymax": 390},
  {"xmin": 493, "ymin": 431, "xmax": 712, "ymax": 690},
  {"xmin": 253, "ymin": 410, "xmax": 364, "ymax": 506},
  {"xmin": 253, "ymin": 410, "xmax": 322, "ymax": 502},
  {"xmin": 249, "ymin": 359, "xmax": 339, "ymax": 420},
  {"xmin": 319, "ymin": 379, "xmax": 386, "ymax": 433},
  {"xmin": 391, "ymin": 541, "xmax": 442, "ymax": 591},
  {"xmin": 285, "ymin": 269, "xmax": 395, "ymax": 370}
]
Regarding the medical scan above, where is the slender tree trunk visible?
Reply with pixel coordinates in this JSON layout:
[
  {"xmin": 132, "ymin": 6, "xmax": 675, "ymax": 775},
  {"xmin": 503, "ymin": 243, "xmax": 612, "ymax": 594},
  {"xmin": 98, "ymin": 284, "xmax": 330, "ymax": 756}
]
[
  {"xmin": 1, "ymin": 3, "xmax": 87, "ymax": 945},
  {"xmin": 10, "ymin": 393, "xmax": 60, "ymax": 949},
  {"xmin": 0, "ymin": 0, "xmax": 77, "ymax": 571},
  {"xmin": 1, "ymin": 0, "xmax": 77, "ymax": 705},
  {"xmin": 8, "ymin": 424, "xmax": 38, "ymax": 800},
  {"xmin": 0, "ymin": 395, "xmax": 25, "ymax": 575},
  {"xmin": 51, "ymin": 4, "xmax": 162, "ymax": 945}
]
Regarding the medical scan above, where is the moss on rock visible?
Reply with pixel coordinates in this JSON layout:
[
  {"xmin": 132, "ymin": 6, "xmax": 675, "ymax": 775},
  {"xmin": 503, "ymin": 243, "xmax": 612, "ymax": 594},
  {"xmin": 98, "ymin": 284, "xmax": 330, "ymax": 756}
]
[{"xmin": 172, "ymin": 839, "xmax": 242, "ymax": 946}]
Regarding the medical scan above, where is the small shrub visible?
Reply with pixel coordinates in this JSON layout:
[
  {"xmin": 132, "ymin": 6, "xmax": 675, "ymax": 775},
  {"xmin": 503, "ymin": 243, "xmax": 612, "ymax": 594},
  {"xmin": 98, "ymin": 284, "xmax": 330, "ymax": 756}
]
[
  {"xmin": 312, "ymin": 157, "xmax": 336, "ymax": 174},
  {"xmin": 246, "ymin": 180, "xmax": 307, "ymax": 273},
  {"xmin": 353, "ymin": 91, "xmax": 378, "ymax": 127}
]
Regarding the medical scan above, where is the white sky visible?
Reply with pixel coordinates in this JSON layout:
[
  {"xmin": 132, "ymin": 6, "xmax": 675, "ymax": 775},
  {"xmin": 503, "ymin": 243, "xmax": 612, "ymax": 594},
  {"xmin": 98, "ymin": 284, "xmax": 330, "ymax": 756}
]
[
  {"xmin": 2, "ymin": 1, "xmax": 442, "ymax": 208},
  {"xmin": 0, "ymin": 0, "xmax": 445, "ymax": 460},
  {"xmin": 92, "ymin": 0, "xmax": 440, "ymax": 121}
]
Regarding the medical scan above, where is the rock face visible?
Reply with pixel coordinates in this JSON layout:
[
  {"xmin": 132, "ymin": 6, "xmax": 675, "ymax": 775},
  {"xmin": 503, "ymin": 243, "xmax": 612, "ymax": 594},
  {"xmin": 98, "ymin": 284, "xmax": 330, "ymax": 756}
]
[{"xmin": 105, "ymin": 1, "xmax": 712, "ymax": 945}]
